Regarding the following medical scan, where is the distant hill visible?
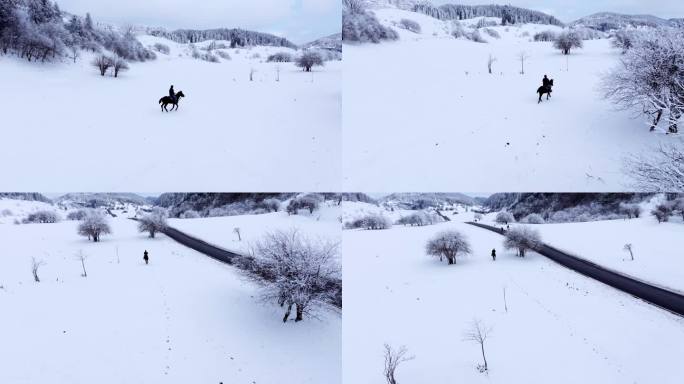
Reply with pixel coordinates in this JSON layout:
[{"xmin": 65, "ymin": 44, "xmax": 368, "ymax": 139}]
[
  {"xmin": 406, "ymin": 2, "xmax": 563, "ymax": 26},
  {"xmin": 0, "ymin": 193, "xmax": 52, "ymax": 204},
  {"xmin": 302, "ymin": 33, "xmax": 342, "ymax": 53},
  {"xmin": 570, "ymin": 12, "xmax": 682, "ymax": 31},
  {"xmin": 55, "ymin": 193, "xmax": 152, "ymax": 208},
  {"xmin": 147, "ymin": 28, "xmax": 297, "ymax": 48},
  {"xmin": 383, "ymin": 193, "xmax": 477, "ymax": 209}
]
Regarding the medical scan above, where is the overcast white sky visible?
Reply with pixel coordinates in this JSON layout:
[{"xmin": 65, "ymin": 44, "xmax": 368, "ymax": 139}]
[
  {"xmin": 431, "ymin": 0, "xmax": 684, "ymax": 22},
  {"xmin": 56, "ymin": 0, "xmax": 341, "ymax": 44}
]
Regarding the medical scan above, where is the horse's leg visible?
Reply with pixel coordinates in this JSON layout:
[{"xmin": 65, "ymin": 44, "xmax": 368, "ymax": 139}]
[{"xmin": 538, "ymin": 93, "xmax": 542, "ymax": 104}]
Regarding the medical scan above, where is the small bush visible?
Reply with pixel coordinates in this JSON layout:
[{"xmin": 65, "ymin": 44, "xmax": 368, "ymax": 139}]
[
  {"xmin": 346, "ymin": 213, "xmax": 392, "ymax": 230},
  {"xmin": 267, "ymin": 52, "xmax": 293, "ymax": 62},
  {"xmin": 398, "ymin": 19, "xmax": 421, "ymax": 33},
  {"xmin": 522, "ymin": 213, "xmax": 544, "ymax": 224},
  {"xmin": 23, "ymin": 210, "xmax": 60, "ymax": 224},
  {"xmin": 67, "ymin": 210, "xmax": 88, "ymax": 221},
  {"xmin": 153, "ymin": 43, "xmax": 170, "ymax": 54},
  {"xmin": 482, "ymin": 28, "xmax": 500, "ymax": 39},
  {"xmin": 180, "ymin": 210, "xmax": 200, "ymax": 219},
  {"xmin": 534, "ymin": 30, "xmax": 557, "ymax": 42},
  {"xmin": 216, "ymin": 50, "xmax": 231, "ymax": 60},
  {"xmin": 495, "ymin": 211, "xmax": 515, "ymax": 224}
]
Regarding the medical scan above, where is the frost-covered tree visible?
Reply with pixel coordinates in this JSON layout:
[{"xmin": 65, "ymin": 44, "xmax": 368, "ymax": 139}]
[
  {"xmin": 78, "ymin": 210, "xmax": 111, "ymax": 242},
  {"xmin": 92, "ymin": 54, "xmax": 113, "ymax": 76},
  {"xmin": 503, "ymin": 226, "xmax": 541, "ymax": 257},
  {"xmin": 266, "ymin": 51, "xmax": 292, "ymax": 62},
  {"xmin": 137, "ymin": 208, "xmax": 168, "ymax": 238},
  {"xmin": 522, "ymin": 213, "xmax": 544, "ymax": 224},
  {"xmin": 612, "ymin": 30, "xmax": 636, "ymax": 53},
  {"xmin": 554, "ymin": 31, "xmax": 583, "ymax": 55},
  {"xmin": 463, "ymin": 319, "xmax": 492, "ymax": 373},
  {"xmin": 651, "ymin": 203, "xmax": 673, "ymax": 223},
  {"xmin": 383, "ymin": 344, "xmax": 414, "ymax": 384},
  {"xmin": 619, "ymin": 203, "xmax": 642, "ymax": 219},
  {"xmin": 180, "ymin": 209, "xmax": 200, "ymax": 219},
  {"xmin": 399, "ymin": 18, "xmax": 421, "ymax": 33},
  {"xmin": 250, "ymin": 230, "xmax": 340, "ymax": 322},
  {"xmin": 412, "ymin": 3, "xmax": 563, "ymax": 26},
  {"xmin": 625, "ymin": 145, "xmax": 684, "ymax": 191},
  {"xmin": 603, "ymin": 29, "xmax": 684, "ymax": 133},
  {"xmin": 286, "ymin": 195, "xmax": 320, "ymax": 215},
  {"xmin": 112, "ymin": 56, "xmax": 129, "ymax": 77},
  {"xmin": 24, "ymin": 210, "xmax": 60, "ymax": 223},
  {"xmin": 67, "ymin": 209, "xmax": 88, "ymax": 221},
  {"xmin": 495, "ymin": 211, "xmax": 514, "ymax": 224},
  {"xmin": 473, "ymin": 213, "xmax": 483, "ymax": 222},
  {"xmin": 296, "ymin": 51, "xmax": 324, "ymax": 72},
  {"xmin": 426, "ymin": 230, "xmax": 472, "ymax": 265},
  {"xmin": 261, "ymin": 198, "xmax": 281, "ymax": 212},
  {"xmin": 533, "ymin": 30, "xmax": 557, "ymax": 42},
  {"xmin": 348, "ymin": 213, "xmax": 392, "ymax": 230}
]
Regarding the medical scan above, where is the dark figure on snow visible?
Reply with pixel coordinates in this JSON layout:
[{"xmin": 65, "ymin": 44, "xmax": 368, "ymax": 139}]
[
  {"xmin": 169, "ymin": 85, "xmax": 175, "ymax": 102},
  {"xmin": 491, "ymin": 249, "xmax": 497, "ymax": 261},
  {"xmin": 537, "ymin": 75, "xmax": 554, "ymax": 103},
  {"xmin": 159, "ymin": 90, "xmax": 185, "ymax": 112},
  {"xmin": 143, "ymin": 250, "xmax": 149, "ymax": 265}
]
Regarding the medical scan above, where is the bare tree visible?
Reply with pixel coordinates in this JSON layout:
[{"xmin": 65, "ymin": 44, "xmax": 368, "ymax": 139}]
[
  {"xmin": 463, "ymin": 319, "xmax": 492, "ymax": 373},
  {"xmin": 31, "ymin": 257, "xmax": 45, "ymax": 282},
  {"xmin": 249, "ymin": 230, "xmax": 340, "ymax": 322},
  {"xmin": 78, "ymin": 211, "xmax": 112, "ymax": 242},
  {"xmin": 495, "ymin": 211, "xmax": 514, "ymax": 225},
  {"xmin": 624, "ymin": 145, "xmax": 684, "ymax": 191},
  {"xmin": 137, "ymin": 208, "xmax": 168, "ymax": 238},
  {"xmin": 233, "ymin": 227, "xmax": 241, "ymax": 241},
  {"xmin": 296, "ymin": 51, "xmax": 324, "ymax": 72},
  {"xmin": 487, "ymin": 54, "xmax": 497, "ymax": 74},
  {"xmin": 249, "ymin": 67, "xmax": 256, "ymax": 81},
  {"xmin": 383, "ymin": 344, "xmax": 414, "ymax": 384},
  {"xmin": 503, "ymin": 226, "xmax": 541, "ymax": 257},
  {"xmin": 112, "ymin": 56, "xmax": 129, "ymax": 77},
  {"xmin": 69, "ymin": 45, "xmax": 80, "ymax": 63},
  {"xmin": 92, "ymin": 55, "xmax": 113, "ymax": 76},
  {"xmin": 426, "ymin": 230, "xmax": 472, "ymax": 265},
  {"xmin": 75, "ymin": 250, "xmax": 88, "ymax": 277},
  {"xmin": 553, "ymin": 31, "xmax": 583, "ymax": 55},
  {"xmin": 623, "ymin": 244, "xmax": 634, "ymax": 261},
  {"xmin": 518, "ymin": 51, "xmax": 530, "ymax": 74}
]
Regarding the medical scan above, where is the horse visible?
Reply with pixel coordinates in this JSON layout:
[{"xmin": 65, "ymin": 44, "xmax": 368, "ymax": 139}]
[
  {"xmin": 159, "ymin": 91, "xmax": 185, "ymax": 112},
  {"xmin": 537, "ymin": 79, "xmax": 553, "ymax": 103}
]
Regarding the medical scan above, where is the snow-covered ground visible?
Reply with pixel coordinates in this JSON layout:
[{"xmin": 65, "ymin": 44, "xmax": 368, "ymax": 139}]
[
  {"xmin": 0, "ymin": 35, "xmax": 341, "ymax": 192},
  {"xmin": 0, "ymin": 202, "xmax": 341, "ymax": 383},
  {"xmin": 343, "ymin": 204, "xmax": 684, "ymax": 383},
  {"xmin": 343, "ymin": 8, "xmax": 684, "ymax": 191}
]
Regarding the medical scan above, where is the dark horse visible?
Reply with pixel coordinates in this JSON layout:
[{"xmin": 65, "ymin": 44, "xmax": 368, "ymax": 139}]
[
  {"xmin": 159, "ymin": 91, "xmax": 185, "ymax": 112},
  {"xmin": 537, "ymin": 79, "xmax": 554, "ymax": 103}
]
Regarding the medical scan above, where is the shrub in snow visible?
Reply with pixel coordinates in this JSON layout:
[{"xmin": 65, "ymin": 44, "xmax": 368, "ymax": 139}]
[
  {"xmin": 233, "ymin": 227, "xmax": 241, "ymax": 241},
  {"xmin": 619, "ymin": 203, "xmax": 642, "ymax": 219},
  {"xmin": 267, "ymin": 51, "xmax": 292, "ymax": 62},
  {"xmin": 180, "ymin": 209, "xmax": 200, "ymax": 219},
  {"xmin": 522, "ymin": 213, "xmax": 544, "ymax": 224},
  {"xmin": 398, "ymin": 19, "xmax": 421, "ymax": 33},
  {"xmin": 550, "ymin": 210, "xmax": 573, "ymax": 223},
  {"xmin": 611, "ymin": 30, "xmax": 635, "ymax": 53},
  {"xmin": 673, "ymin": 198, "xmax": 684, "ymax": 220},
  {"xmin": 603, "ymin": 29, "xmax": 684, "ymax": 134},
  {"xmin": 249, "ymin": 230, "xmax": 340, "ymax": 322},
  {"xmin": 286, "ymin": 195, "xmax": 320, "ymax": 215},
  {"xmin": 215, "ymin": 50, "xmax": 231, "ymax": 60},
  {"xmin": 137, "ymin": 208, "xmax": 168, "ymax": 238},
  {"xmin": 78, "ymin": 210, "xmax": 111, "ymax": 242},
  {"xmin": 67, "ymin": 209, "xmax": 88, "ymax": 221},
  {"xmin": 468, "ymin": 29, "xmax": 486, "ymax": 43},
  {"xmin": 1, "ymin": 209, "xmax": 12, "ymax": 217},
  {"xmin": 396, "ymin": 211, "xmax": 440, "ymax": 226},
  {"xmin": 503, "ymin": 227, "xmax": 542, "ymax": 257},
  {"xmin": 482, "ymin": 28, "xmax": 500, "ymax": 39},
  {"xmin": 342, "ymin": 0, "xmax": 398, "ymax": 43},
  {"xmin": 473, "ymin": 213, "xmax": 483, "ymax": 222},
  {"xmin": 190, "ymin": 44, "xmax": 219, "ymax": 62},
  {"xmin": 92, "ymin": 54, "xmax": 114, "ymax": 76},
  {"xmin": 625, "ymin": 146, "xmax": 684, "ymax": 191},
  {"xmin": 623, "ymin": 243, "xmax": 634, "ymax": 261},
  {"xmin": 553, "ymin": 31, "xmax": 583, "ymax": 55},
  {"xmin": 534, "ymin": 30, "xmax": 557, "ymax": 42},
  {"xmin": 295, "ymin": 51, "xmax": 324, "ymax": 72},
  {"xmin": 23, "ymin": 210, "xmax": 60, "ymax": 224},
  {"xmin": 426, "ymin": 230, "xmax": 472, "ymax": 265},
  {"xmin": 31, "ymin": 257, "xmax": 45, "ymax": 282},
  {"xmin": 495, "ymin": 211, "xmax": 514, "ymax": 224},
  {"xmin": 463, "ymin": 319, "xmax": 492, "ymax": 373},
  {"xmin": 383, "ymin": 344, "xmax": 413, "ymax": 384},
  {"xmin": 260, "ymin": 198, "xmax": 281, "ymax": 212},
  {"xmin": 101, "ymin": 30, "xmax": 156, "ymax": 62},
  {"xmin": 348, "ymin": 213, "xmax": 392, "ymax": 230},
  {"xmin": 153, "ymin": 42, "xmax": 170, "ymax": 54},
  {"xmin": 651, "ymin": 203, "xmax": 673, "ymax": 223}
]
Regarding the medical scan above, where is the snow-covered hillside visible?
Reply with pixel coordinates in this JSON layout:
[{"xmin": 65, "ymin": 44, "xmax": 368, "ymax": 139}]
[
  {"xmin": 343, "ymin": 7, "xmax": 684, "ymax": 191},
  {"xmin": 0, "ymin": 33, "xmax": 341, "ymax": 191},
  {"xmin": 343, "ymin": 206, "xmax": 684, "ymax": 383},
  {"xmin": 0, "ymin": 201, "xmax": 341, "ymax": 383}
]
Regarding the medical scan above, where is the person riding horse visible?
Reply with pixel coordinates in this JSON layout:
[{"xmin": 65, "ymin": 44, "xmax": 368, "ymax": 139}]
[
  {"xmin": 537, "ymin": 75, "xmax": 554, "ymax": 103},
  {"xmin": 169, "ymin": 85, "xmax": 176, "ymax": 103},
  {"xmin": 542, "ymin": 75, "xmax": 550, "ymax": 90}
]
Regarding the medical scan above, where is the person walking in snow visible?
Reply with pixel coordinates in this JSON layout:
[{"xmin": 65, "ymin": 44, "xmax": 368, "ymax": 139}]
[
  {"xmin": 143, "ymin": 250, "xmax": 149, "ymax": 265},
  {"xmin": 491, "ymin": 249, "xmax": 496, "ymax": 261}
]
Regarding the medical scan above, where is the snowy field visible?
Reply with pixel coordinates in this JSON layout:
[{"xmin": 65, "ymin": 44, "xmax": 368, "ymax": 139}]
[
  {"xmin": 0, "ymin": 35, "xmax": 341, "ymax": 192},
  {"xmin": 0, "ymin": 203, "xmax": 340, "ymax": 383},
  {"xmin": 343, "ymin": 8, "xmax": 683, "ymax": 191},
  {"xmin": 170, "ymin": 202, "xmax": 341, "ymax": 255},
  {"xmin": 343, "ymin": 205, "xmax": 684, "ymax": 383}
]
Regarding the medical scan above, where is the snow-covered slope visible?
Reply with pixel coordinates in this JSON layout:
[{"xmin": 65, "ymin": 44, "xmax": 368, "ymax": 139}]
[
  {"xmin": 0, "ymin": 34, "xmax": 341, "ymax": 191},
  {"xmin": 343, "ymin": 8, "xmax": 684, "ymax": 191},
  {"xmin": 343, "ymin": 209, "xmax": 684, "ymax": 383},
  {"xmin": 0, "ymin": 209, "xmax": 340, "ymax": 383}
]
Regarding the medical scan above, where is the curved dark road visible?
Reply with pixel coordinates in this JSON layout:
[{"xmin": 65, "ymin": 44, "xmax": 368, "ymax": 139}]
[
  {"xmin": 160, "ymin": 224, "xmax": 342, "ymax": 309},
  {"xmin": 467, "ymin": 222, "xmax": 684, "ymax": 317}
]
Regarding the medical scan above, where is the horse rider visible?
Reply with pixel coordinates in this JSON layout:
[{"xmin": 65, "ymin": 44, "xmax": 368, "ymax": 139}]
[
  {"xmin": 169, "ymin": 85, "xmax": 176, "ymax": 103},
  {"xmin": 542, "ymin": 75, "xmax": 550, "ymax": 90}
]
